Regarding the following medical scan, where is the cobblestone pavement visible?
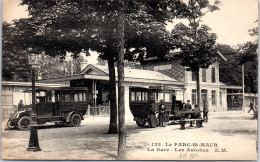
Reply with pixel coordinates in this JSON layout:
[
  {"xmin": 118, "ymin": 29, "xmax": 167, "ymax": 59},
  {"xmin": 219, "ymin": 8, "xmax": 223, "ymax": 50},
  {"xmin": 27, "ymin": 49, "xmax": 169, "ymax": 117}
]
[{"xmin": 1, "ymin": 111, "xmax": 257, "ymax": 160}]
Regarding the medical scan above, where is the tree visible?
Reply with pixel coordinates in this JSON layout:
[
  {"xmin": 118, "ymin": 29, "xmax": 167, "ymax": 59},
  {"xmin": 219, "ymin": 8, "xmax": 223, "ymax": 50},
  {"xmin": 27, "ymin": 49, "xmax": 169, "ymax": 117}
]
[
  {"xmin": 217, "ymin": 44, "xmax": 242, "ymax": 86},
  {"xmin": 37, "ymin": 54, "xmax": 85, "ymax": 79},
  {"xmin": 2, "ymin": 23, "xmax": 85, "ymax": 80},
  {"xmin": 237, "ymin": 25, "xmax": 258, "ymax": 93},
  {"xmin": 171, "ymin": 0, "xmax": 221, "ymax": 108},
  {"xmin": 72, "ymin": 55, "xmax": 85, "ymax": 75},
  {"xmin": 218, "ymin": 41, "xmax": 258, "ymax": 94},
  {"xmin": 2, "ymin": 20, "xmax": 41, "ymax": 82},
  {"xmin": 19, "ymin": 0, "xmax": 184, "ymax": 159}
]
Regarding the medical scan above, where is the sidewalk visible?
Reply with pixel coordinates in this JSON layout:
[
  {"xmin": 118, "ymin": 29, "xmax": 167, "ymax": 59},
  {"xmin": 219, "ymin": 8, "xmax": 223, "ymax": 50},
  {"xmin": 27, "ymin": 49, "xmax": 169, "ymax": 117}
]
[{"xmin": 1, "ymin": 111, "xmax": 257, "ymax": 160}]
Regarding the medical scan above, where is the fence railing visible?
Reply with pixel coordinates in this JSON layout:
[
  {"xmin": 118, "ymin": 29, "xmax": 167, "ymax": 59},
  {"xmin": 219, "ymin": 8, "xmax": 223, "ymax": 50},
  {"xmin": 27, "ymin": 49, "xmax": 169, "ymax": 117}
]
[{"xmin": 87, "ymin": 105, "xmax": 110, "ymax": 117}]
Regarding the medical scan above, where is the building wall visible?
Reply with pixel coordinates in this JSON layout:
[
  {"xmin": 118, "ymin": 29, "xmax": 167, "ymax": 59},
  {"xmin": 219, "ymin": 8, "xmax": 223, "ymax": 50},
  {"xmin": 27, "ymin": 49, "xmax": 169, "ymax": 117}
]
[
  {"xmin": 142, "ymin": 61, "xmax": 227, "ymax": 111},
  {"xmin": 142, "ymin": 59, "xmax": 186, "ymax": 81},
  {"xmin": 2, "ymin": 85, "xmax": 32, "ymax": 120}
]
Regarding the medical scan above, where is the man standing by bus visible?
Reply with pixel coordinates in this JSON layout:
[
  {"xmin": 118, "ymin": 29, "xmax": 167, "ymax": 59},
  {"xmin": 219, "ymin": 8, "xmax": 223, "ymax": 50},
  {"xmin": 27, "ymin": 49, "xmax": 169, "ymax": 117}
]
[{"xmin": 18, "ymin": 100, "xmax": 24, "ymax": 111}]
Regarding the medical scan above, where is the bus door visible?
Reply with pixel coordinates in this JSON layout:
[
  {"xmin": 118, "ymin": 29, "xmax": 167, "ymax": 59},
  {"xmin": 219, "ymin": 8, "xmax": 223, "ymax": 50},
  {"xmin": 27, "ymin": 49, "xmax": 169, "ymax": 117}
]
[{"xmin": 53, "ymin": 91, "xmax": 61, "ymax": 116}]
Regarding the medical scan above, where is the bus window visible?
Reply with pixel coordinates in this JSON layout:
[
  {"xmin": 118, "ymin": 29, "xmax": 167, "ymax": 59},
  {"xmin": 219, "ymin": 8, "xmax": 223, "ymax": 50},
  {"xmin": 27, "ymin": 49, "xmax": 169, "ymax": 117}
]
[
  {"xmin": 136, "ymin": 92, "xmax": 141, "ymax": 101},
  {"xmin": 142, "ymin": 92, "xmax": 148, "ymax": 101},
  {"xmin": 151, "ymin": 92, "xmax": 158, "ymax": 101},
  {"xmin": 74, "ymin": 94, "xmax": 79, "ymax": 102},
  {"xmin": 83, "ymin": 93, "xmax": 86, "ymax": 101},
  {"xmin": 131, "ymin": 92, "xmax": 135, "ymax": 101},
  {"xmin": 78, "ymin": 93, "xmax": 83, "ymax": 101},
  {"xmin": 64, "ymin": 94, "xmax": 70, "ymax": 102},
  {"xmin": 165, "ymin": 93, "xmax": 172, "ymax": 102},
  {"xmin": 158, "ymin": 93, "xmax": 164, "ymax": 102}
]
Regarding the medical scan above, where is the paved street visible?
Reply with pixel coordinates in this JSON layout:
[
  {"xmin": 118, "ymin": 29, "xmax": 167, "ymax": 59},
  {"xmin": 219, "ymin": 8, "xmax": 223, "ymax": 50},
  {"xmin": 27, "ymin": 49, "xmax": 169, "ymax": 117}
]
[{"xmin": 1, "ymin": 111, "xmax": 257, "ymax": 160}]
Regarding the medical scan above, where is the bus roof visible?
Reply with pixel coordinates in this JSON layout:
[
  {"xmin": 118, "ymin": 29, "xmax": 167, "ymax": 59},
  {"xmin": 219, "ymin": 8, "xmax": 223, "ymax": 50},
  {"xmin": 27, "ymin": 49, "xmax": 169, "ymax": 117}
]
[{"xmin": 24, "ymin": 87, "xmax": 88, "ymax": 92}]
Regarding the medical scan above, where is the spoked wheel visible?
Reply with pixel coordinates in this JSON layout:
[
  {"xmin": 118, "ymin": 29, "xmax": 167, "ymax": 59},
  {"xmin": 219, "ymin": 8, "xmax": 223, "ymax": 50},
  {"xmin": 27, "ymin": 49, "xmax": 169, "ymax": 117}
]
[
  {"xmin": 6, "ymin": 120, "xmax": 16, "ymax": 129},
  {"xmin": 136, "ymin": 119, "xmax": 146, "ymax": 127},
  {"xmin": 18, "ymin": 116, "xmax": 31, "ymax": 131},
  {"xmin": 70, "ymin": 114, "xmax": 81, "ymax": 127}
]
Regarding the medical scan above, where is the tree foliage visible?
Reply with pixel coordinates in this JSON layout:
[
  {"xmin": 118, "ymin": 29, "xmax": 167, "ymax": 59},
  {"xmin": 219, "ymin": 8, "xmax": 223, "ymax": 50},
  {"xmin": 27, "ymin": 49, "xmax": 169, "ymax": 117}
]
[
  {"xmin": 2, "ymin": 22, "xmax": 31, "ymax": 81},
  {"xmin": 218, "ymin": 44, "xmax": 242, "ymax": 85},
  {"xmin": 218, "ymin": 41, "xmax": 258, "ymax": 93},
  {"xmin": 16, "ymin": 1, "xmax": 185, "ymax": 158},
  {"xmin": 38, "ymin": 54, "xmax": 85, "ymax": 79},
  {"xmin": 172, "ymin": 23, "xmax": 218, "ymax": 71},
  {"xmin": 170, "ymin": 0, "xmax": 221, "ymax": 107}
]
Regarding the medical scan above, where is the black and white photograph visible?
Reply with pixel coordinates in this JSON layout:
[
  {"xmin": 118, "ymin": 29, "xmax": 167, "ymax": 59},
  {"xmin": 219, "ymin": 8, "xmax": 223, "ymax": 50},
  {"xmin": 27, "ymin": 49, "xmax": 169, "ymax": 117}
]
[{"xmin": 1, "ymin": 0, "xmax": 258, "ymax": 160}]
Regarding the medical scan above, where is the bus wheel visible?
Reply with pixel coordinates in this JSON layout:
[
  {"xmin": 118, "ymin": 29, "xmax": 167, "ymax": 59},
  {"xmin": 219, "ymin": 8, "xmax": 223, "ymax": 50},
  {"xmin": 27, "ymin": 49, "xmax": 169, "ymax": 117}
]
[
  {"xmin": 6, "ymin": 120, "xmax": 16, "ymax": 129},
  {"xmin": 136, "ymin": 119, "xmax": 146, "ymax": 127},
  {"xmin": 70, "ymin": 114, "xmax": 81, "ymax": 127},
  {"xmin": 18, "ymin": 116, "xmax": 31, "ymax": 131}
]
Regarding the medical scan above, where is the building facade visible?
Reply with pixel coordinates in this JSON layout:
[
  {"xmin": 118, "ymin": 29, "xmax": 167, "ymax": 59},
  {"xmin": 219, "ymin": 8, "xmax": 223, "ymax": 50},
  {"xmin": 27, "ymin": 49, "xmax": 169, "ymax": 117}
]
[
  {"xmin": 2, "ymin": 59, "xmax": 247, "ymax": 121},
  {"xmin": 38, "ymin": 64, "xmax": 184, "ymax": 119},
  {"xmin": 141, "ymin": 58, "xmax": 229, "ymax": 112}
]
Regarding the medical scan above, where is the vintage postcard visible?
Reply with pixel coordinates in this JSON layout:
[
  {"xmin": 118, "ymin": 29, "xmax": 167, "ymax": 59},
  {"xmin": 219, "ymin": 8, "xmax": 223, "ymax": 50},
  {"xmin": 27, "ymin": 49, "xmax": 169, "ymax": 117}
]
[{"xmin": 1, "ymin": 0, "xmax": 258, "ymax": 160}]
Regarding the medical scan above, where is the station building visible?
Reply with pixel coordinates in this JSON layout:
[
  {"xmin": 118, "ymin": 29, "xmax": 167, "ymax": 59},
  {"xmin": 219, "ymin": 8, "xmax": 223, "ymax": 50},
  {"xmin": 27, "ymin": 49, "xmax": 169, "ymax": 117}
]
[
  {"xmin": 3, "ymin": 53, "xmax": 254, "ymax": 120},
  {"xmin": 37, "ymin": 55, "xmax": 245, "ymax": 119},
  {"xmin": 38, "ymin": 64, "xmax": 184, "ymax": 119}
]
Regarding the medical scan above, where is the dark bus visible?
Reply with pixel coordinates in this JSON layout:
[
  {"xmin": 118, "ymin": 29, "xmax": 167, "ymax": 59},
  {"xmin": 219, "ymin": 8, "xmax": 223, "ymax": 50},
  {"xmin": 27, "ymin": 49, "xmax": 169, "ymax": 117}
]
[
  {"xmin": 129, "ymin": 86, "xmax": 202, "ymax": 127},
  {"xmin": 6, "ymin": 87, "xmax": 89, "ymax": 130},
  {"xmin": 129, "ymin": 86, "xmax": 177, "ymax": 126}
]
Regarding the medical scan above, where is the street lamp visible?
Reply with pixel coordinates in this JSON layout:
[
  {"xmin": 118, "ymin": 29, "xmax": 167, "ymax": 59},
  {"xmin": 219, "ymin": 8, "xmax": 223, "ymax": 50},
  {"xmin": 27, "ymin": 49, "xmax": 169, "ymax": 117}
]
[
  {"xmin": 239, "ymin": 48, "xmax": 246, "ymax": 112},
  {"xmin": 27, "ymin": 48, "xmax": 41, "ymax": 152}
]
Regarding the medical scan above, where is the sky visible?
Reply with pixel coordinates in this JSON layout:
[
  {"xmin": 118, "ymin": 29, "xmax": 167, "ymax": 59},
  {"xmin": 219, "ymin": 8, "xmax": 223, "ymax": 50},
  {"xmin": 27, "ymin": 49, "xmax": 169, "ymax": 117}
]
[{"xmin": 2, "ymin": 0, "xmax": 259, "ymax": 62}]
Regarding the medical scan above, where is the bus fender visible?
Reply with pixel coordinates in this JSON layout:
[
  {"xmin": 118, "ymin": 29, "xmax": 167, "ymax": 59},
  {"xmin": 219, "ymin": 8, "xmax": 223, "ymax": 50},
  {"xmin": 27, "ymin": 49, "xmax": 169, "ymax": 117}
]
[{"xmin": 66, "ymin": 111, "xmax": 75, "ymax": 122}]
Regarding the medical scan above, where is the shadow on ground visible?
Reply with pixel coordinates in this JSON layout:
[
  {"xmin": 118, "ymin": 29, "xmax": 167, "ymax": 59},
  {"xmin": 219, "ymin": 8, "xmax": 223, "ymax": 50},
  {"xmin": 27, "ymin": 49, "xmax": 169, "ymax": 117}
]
[
  {"xmin": 211, "ymin": 116, "xmax": 255, "ymax": 120},
  {"xmin": 210, "ymin": 128, "xmax": 257, "ymax": 137}
]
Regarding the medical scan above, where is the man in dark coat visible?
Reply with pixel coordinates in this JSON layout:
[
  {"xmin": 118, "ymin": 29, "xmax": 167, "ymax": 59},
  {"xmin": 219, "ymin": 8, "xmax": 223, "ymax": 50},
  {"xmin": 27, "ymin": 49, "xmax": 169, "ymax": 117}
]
[
  {"xmin": 203, "ymin": 101, "xmax": 209, "ymax": 122},
  {"xmin": 18, "ymin": 100, "xmax": 24, "ymax": 111},
  {"xmin": 185, "ymin": 100, "xmax": 192, "ymax": 111},
  {"xmin": 148, "ymin": 100, "xmax": 157, "ymax": 128},
  {"xmin": 158, "ymin": 99, "xmax": 168, "ymax": 127},
  {"xmin": 248, "ymin": 101, "xmax": 255, "ymax": 114}
]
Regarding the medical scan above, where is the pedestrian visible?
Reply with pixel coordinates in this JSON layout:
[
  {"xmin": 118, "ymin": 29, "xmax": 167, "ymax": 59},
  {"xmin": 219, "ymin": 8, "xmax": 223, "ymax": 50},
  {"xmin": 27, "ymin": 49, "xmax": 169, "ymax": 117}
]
[
  {"xmin": 253, "ymin": 105, "xmax": 258, "ymax": 119},
  {"xmin": 185, "ymin": 100, "xmax": 192, "ymax": 111},
  {"xmin": 248, "ymin": 101, "xmax": 255, "ymax": 114},
  {"xmin": 148, "ymin": 100, "xmax": 157, "ymax": 128},
  {"xmin": 180, "ymin": 102, "xmax": 185, "ymax": 111},
  {"xmin": 18, "ymin": 100, "xmax": 24, "ymax": 111},
  {"xmin": 158, "ymin": 99, "xmax": 168, "ymax": 127},
  {"xmin": 203, "ymin": 101, "xmax": 209, "ymax": 122}
]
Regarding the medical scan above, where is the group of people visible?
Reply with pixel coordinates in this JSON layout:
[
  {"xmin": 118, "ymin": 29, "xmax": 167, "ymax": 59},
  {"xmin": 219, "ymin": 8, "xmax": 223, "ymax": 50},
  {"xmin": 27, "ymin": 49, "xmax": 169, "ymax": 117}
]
[
  {"xmin": 147, "ymin": 99, "xmax": 209, "ymax": 128},
  {"xmin": 148, "ymin": 99, "xmax": 169, "ymax": 128},
  {"xmin": 182, "ymin": 100, "xmax": 209, "ymax": 122}
]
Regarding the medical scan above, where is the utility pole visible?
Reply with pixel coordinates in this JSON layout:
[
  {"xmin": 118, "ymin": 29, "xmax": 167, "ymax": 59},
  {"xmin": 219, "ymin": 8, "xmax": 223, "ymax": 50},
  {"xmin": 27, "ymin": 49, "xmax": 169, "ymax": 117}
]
[
  {"xmin": 242, "ymin": 64, "xmax": 245, "ymax": 111},
  {"xmin": 70, "ymin": 58, "xmax": 74, "ymax": 75}
]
